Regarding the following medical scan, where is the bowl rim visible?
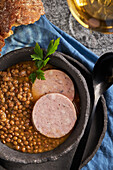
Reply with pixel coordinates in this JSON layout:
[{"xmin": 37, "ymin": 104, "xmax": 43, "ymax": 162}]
[{"xmin": 0, "ymin": 47, "xmax": 91, "ymax": 164}]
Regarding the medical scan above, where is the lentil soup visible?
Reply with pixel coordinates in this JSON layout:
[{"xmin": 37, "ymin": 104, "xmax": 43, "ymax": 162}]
[{"xmin": 0, "ymin": 61, "xmax": 80, "ymax": 153}]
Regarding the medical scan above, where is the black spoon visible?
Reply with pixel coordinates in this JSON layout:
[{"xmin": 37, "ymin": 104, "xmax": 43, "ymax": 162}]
[{"xmin": 70, "ymin": 52, "xmax": 113, "ymax": 170}]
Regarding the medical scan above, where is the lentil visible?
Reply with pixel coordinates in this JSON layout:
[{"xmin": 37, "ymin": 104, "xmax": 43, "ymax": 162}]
[
  {"xmin": 2, "ymin": 140, "xmax": 6, "ymax": 144},
  {"xmin": 21, "ymin": 147, "xmax": 26, "ymax": 152},
  {"xmin": 6, "ymin": 138, "xmax": 11, "ymax": 143},
  {"xmin": 13, "ymin": 136, "xmax": 18, "ymax": 140},
  {"xmin": 0, "ymin": 61, "xmax": 80, "ymax": 154},
  {"xmin": 15, "ymin": 145, "xmax": 20, "ymax": 150}
]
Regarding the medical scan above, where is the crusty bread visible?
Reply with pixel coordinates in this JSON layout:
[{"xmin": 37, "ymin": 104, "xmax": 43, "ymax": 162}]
[
  {"xmin": 0, "ymin": 0, "xmax": 45, "ymax": 54},
  {"xmin": 16, "ymin": 0, "xmax": 45, "ymax": 25},
  {"xmin": 0, "ymin": 36, "xmax": 5, "ymax": 52}
]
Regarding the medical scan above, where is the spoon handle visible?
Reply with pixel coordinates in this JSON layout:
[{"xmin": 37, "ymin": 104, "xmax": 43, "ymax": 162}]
[{"xmin": 70, "ymin": 100, "xmax": 97, "ymax": 170}]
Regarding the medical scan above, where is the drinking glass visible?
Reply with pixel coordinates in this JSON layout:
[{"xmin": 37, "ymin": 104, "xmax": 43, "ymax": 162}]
[{"xmin": 67, "ymin": 0, "xmax": 113, "ymax": 33}]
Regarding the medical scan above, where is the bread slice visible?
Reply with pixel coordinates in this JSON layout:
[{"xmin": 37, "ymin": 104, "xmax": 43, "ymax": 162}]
[
  {"xmin": 0, "ymin": 36, "xmax": 5, "ymax": 52},
  {"xmin": 0, "ymin": 0, "xmax": 45, "ymax": 54}
]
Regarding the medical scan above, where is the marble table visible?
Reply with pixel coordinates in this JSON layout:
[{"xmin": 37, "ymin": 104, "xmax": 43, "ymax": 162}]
[{"xmin": 42, "ymin": 0, "xmax": 113, "ymax": 56}]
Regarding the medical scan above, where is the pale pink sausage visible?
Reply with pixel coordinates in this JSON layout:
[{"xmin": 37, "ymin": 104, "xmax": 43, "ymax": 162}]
[
  {"xmin": 32, "ymin": 69, "xmax": 75, "ymax": 102},
  {"xmin": 32, "ymin": 93, "xmax": 77, "ymax": 138}
]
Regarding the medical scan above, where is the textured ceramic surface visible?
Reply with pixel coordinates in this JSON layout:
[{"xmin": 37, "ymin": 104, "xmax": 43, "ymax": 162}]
[{"xmin": 0, "ymin": 48, "xmax": 91, "ymax": 169}]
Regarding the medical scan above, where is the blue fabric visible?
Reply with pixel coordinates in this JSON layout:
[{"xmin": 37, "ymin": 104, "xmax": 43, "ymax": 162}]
[{"xmin": 1, "ymin": 15, "xmax": 113, "ymax": 170}]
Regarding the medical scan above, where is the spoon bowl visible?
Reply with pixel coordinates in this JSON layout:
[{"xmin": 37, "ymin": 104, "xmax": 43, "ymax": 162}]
[{"xmin": 93, "ymin": 52, "xmax": 113, "ymax": 102}]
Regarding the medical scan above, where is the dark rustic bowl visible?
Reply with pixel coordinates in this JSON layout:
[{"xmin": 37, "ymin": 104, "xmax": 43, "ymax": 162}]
[{"xmin": 0, "ymin": 48, "xmax": 106, "ymax": 170}]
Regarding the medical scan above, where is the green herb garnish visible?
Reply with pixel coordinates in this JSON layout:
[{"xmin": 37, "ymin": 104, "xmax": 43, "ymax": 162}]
[{"xmin": 29, "ymin": 37, "xmax": 60, "ymax": 83}]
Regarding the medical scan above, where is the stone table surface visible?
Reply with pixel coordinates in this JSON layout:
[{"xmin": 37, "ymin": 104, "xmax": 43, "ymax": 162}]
[{"xmin": 42, "ymin": 0, "xmax": 113, "ymax": 56}]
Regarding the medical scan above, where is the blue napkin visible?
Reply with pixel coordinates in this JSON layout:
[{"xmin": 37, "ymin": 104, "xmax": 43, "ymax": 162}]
[{"xmin": 1, "ymin": 15, "xmax": 113, "ymax": 170}]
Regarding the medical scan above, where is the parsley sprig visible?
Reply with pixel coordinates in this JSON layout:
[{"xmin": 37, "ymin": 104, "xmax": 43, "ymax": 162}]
[{"xmin": 29, "ymin": 37, "xmax": 60, "ymax": 83}]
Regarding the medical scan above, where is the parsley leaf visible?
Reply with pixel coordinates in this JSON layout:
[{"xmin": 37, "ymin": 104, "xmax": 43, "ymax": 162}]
[
  {"xmin": 34, "ymin": 42, "xmax": 43, "ymax": 59},
  {"xmin": 43, "ymin": 57, "xmax": 50, "ymax": 67},
  {"xmin": 29, "ymin": 72, "xmax": 36, "ymax": 83},
  {"xmin": 35, "ymin": 60, "xmax": 44, "ymax": 69},
  {"xmin": 31, "ymin": 54, "xmax": 42, "ymax": 61},
  {"xmin": 46, "ymin": 37, "xmax": 60, "ymax": 58},
  {"xmin": 29, "ymin": 38, "xmax": 60, "ymax": 83},
  {"xmin": 36, "ymin": 70, "xmax": 45, "ymax": 80}
]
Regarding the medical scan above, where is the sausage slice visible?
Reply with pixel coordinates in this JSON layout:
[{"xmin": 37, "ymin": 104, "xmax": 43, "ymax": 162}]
[
  {"xmin": 32, "ymin": 93, "xmax": 77, "ymax": 138},
  {"xmin": 32, "ymin": 69, "xmax": 75, "ymax": 101}
]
